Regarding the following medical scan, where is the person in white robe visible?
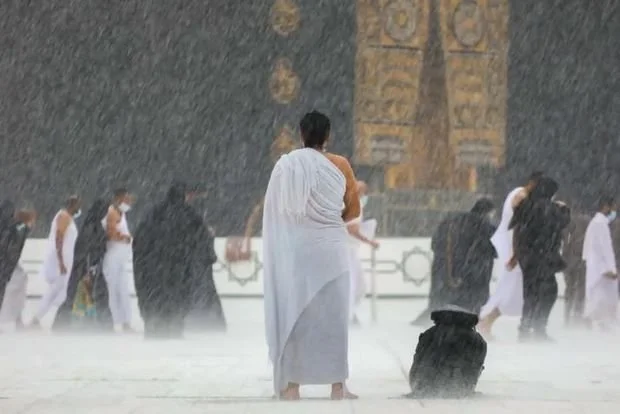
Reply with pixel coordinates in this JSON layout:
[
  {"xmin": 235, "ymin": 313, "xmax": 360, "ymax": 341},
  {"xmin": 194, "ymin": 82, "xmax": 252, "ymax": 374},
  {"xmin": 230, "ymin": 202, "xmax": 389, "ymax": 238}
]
[
  {"xmin": 31, "ymin": 196, "xmax": 81, "ymax": 328},
  {"xmin": 0, "ymin": 210, "xmax": 36, "ymax": 331},
  {"xmin": 263, "ymin": 111, "xmax": 360, "ymax": 400},
  {"xmin": 345, "ymin": 181, "xmax": 379, "ymax": 324},
  {"xmin": 583, "ymin": 195, "xmax": 618, "ymax": 330},
  {"xmin": 0, "ymin": 265, "xmax": 28, "ymax": 331},
  {"xmin": 478, "ymin": 172, "xmax": 542, "ymax": 338},
  {"xmin": 102, "ymin": 188, "xmax": 134, "ymax": 333}
]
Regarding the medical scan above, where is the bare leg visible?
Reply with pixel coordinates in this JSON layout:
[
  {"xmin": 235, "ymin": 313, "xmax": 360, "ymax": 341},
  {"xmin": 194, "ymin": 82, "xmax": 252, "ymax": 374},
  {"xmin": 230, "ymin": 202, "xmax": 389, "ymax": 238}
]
[
  {"xmin": 330, "ymin": 383, "xmax": 358, "ymax": 400},
  {"xmin": 478, "ymin": 308, "xmax": 501, "ymax": 340},
  {"xmin": 279, "ymin": 383, "xmax": 300, "ymax": 401}
]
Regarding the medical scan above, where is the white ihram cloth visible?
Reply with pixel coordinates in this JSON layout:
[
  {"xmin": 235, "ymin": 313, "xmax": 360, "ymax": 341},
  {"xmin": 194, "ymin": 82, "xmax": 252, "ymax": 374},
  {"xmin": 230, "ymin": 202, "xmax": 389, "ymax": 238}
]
[
  {"xmin": 346, "ymin": 215, "xmax": 377, "ymax": 319},
  {"xmin": 263, "ymin": 148, "xmax": 351, "ymax": 394},
  {"xmin": 101, "ymin": 212, "xmax": 133, "ymax": 326},
  {"xmin": 583, "ymin": 212, "xmax": 618, "ymax": 321},
  {"xmin": 36, "ymin": 211, "xmax": 78, "ymax": 320},
  {"xmin": 0, "ymin": 264, "xmax": 28, "ymax": 327},
  {"xmin": 480, "ymin": 187, "xmax": 524, "ymax": 318}
]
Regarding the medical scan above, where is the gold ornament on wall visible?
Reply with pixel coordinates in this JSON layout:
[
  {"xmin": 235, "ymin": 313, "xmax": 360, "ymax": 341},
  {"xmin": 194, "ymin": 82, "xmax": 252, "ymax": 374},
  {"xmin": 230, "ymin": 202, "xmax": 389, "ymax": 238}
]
[
  {"xmin": 269, "ymin": 58, "xmax": 301, "ymax": 104},
  {"xmin": 451, "ymin": 0, "xmax": 486, "ymax": 48},
  {"xmin": 383, "ymin": 0, "xmax": 419, "ymax": 43},
  {"xmin": 271, "ymin": 0, "xmax": 301, "ymax": 37}
]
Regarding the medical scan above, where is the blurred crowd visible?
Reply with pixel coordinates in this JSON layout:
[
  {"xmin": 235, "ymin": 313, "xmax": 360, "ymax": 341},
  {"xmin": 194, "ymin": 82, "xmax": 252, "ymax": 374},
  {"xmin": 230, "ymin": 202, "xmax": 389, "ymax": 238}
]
[{"xmin": 0, "ymin": 182, "xmax": 226, "ymax": 337}]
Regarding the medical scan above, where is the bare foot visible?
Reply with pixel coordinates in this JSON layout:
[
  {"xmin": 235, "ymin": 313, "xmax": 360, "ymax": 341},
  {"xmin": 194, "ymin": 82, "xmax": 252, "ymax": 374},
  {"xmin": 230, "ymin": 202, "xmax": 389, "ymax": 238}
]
[
  {"xmin": 279, "ymin": 384, "xmax": 300, "ymax": 401},
  {"xmin": 330, "ymin": 384, "xmax": 358, "ymax": 400}
]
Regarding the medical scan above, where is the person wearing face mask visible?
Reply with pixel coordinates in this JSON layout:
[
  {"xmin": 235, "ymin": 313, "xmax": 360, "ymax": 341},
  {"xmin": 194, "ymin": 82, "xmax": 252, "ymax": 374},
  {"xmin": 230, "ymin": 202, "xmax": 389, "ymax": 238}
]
[
  {"xmin": 31, "ymin": 196, "xmax": 82, "ymax": 328},
  {"xmin": 345, "ymin": 180, "xmax": 379, "ymax": 325},
  {"xmin": 582, "ymin": 195, "xmax": 618, "ymax": 331},
  {"xmin": 101, "ymin": 188, "xmax": 134, "ymax": 333},
  {"xmin": 0, "ymin": 209, "xmax": 36, "ymax": 331}
]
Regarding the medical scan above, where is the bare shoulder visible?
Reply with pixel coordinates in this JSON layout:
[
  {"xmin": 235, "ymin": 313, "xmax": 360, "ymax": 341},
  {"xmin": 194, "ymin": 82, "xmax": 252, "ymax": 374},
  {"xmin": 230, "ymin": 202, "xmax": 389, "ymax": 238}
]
[
  {"xmin": 56, "ymin": 210, "xmax": 72, "ymax": 229},
  {"xmin": 325, "ymin": 152, "xmax": 354, "ymax": 176},
  {"xmin": 57, "ymin": 210, "xmax": 71, "ymax": 222},
  {"xmin": 107, "ymin": 205, "xmax": 120, "ymax": 219}
]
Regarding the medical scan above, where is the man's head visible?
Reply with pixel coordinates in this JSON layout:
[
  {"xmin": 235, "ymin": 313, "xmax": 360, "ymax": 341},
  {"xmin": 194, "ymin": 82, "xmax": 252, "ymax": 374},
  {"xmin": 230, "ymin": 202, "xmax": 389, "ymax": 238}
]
[
  {"xmin": 529, "ymin": 176, "xmax": 558, "ymax": 201},
  {"xmin": 525, "ymin": 171, "xmax": 544, "ymax": 192},
  {"xmin": 357, "ymin": 181, "xmax": 368, "ymax": 197},
  {"xmin": 66, "ymin": 195, "xmax": 82, "ymax": 216},
  {"xmin": 113, "ymin": 188, "xmax": 133, "ymax": 212},
  {"xmin": 16, "ymin": 209, "xmax": 37, "ymax": 228},
  {"xmin": 300, "ymin": 111, "xmax": 331, "ymax": 150},
  {"xmin": 598, "ymin": 194, "xmax": 616, "ymax": 216},
  {"xmin": 167, "ymin": 181, "xmax": 188, "ymax": 204}
]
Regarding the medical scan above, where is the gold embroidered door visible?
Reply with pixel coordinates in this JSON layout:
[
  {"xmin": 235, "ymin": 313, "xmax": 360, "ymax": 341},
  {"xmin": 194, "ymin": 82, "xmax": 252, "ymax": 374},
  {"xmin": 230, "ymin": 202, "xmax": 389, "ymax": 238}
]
[{"xmin": 354, "ymin": 0, "xmax": 508, "ymax": 191}]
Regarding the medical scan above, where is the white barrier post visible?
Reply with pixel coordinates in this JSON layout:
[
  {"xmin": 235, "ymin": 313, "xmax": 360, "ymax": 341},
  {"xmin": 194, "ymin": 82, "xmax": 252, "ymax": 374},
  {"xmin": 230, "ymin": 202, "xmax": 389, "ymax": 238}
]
[{"xmin": 370, "ymin": 247, "xmax": 377, "ymax": 324}]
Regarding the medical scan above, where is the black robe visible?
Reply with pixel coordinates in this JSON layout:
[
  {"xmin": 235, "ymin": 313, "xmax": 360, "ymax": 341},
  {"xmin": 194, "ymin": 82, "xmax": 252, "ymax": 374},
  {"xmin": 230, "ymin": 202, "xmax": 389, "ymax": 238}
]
[
  {"xmin": 133, "ymin": 184, "xmax": 216, "ymax": 339},
  {"xmin": 511, "ymin": 199, "xmax": 570, "ymax": 273},
  {"xmin": 408, "ymin": 307, "xmax": 487, "ymax": 399},
  {"xmin": 0, "ymin": 201, "xmax": 17, "ymax": 304},
  {"xmin": 53, "ymin": 199, "xmax": 111, "ymax": 332},
  {"xmin": 184, "ymin": 222, "xmax": 226, "ymax": 332},
  {"xmin": 414, "ymin": 212, "xmax": 496, "ymax": 325}
]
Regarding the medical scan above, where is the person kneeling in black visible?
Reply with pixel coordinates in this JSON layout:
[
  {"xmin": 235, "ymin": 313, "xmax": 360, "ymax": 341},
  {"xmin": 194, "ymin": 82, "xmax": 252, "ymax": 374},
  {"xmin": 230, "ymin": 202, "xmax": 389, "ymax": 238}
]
[
  {"xmin": 407, "ymin": 305, "xmax": 487, "ymax": 399},
  {"xmin": 509, "ymin": 176, "xmax": 570, "ymax": 342}
]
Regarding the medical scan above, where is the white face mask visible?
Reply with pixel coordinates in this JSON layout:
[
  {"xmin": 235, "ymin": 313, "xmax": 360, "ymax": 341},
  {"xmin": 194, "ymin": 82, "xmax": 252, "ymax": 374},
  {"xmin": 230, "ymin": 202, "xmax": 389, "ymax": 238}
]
[
  {"xmin": 119, "ymin": 202, "xmax": 131, "ymax": 213},
  {"xmin": 73, "ymin": 209, "xmax": 82, "ymax": 219},
  {"xmin": 360, "ymin": 195, "xmax": 368, "ymax": 208}
]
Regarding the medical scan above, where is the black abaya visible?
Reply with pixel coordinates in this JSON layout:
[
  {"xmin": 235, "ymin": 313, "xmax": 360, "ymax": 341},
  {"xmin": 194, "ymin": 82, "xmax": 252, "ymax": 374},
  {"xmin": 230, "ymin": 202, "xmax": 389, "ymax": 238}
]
[
  {"xmin": 53, "ymin": 199, "xmax": 111, "ymax": 332},
  {"xmin": 0, "ymin": 201, "xmax": 17, "ymax": 304},
  {"xmin": 133, "ymin": 182, "xmax": 221, "ymax": 339},
  {"xmin": 185, "ymin": 224, "xmax": 226, "ymax": 331},
  {"xmin": 415, "ymin": 203, "xmax": 497, "ymax": 324}
]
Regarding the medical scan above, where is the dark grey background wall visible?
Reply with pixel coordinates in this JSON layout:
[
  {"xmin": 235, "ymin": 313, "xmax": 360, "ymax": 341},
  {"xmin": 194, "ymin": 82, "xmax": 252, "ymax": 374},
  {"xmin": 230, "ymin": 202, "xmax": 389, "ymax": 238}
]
[
  {"xmin": 504, "ymin": 0, "xmax": 620, "ymax": 211},
  {"xmin": 0, "ymin": 0, "xmax": 618, "ymax": 236},
  {"xmin": 0, "ymin": 0, "xmax": 355, "ymax": 236}
]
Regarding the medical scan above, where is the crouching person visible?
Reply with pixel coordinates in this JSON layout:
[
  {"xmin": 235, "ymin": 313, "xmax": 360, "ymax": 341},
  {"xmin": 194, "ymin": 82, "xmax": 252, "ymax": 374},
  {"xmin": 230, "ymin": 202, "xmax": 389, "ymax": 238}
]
[{"xmin": 407, "ymin": 305, "xmax": 487, "ymax": 398}]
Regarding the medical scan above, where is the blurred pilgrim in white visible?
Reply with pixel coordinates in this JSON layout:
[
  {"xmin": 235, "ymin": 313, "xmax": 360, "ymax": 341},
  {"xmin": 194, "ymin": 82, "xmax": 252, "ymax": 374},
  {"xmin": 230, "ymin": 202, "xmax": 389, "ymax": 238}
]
[
  {"xmin": 101, "ymin": 188, "xmax": 134, "ymax": 334},
  {"xmin": 345, "ymin": 180, "xmax": 379, "ymax": 324},
  {"xmin": 583, "ymin": 194, "xmax": 618, "ymax": 330},
  {"xmin": 31, "ymin": 196, "xmax": 81, "ymax": 328},
  {"xmin": 478, "ymin": 172, "xmax": 542, "ymax": 339}
]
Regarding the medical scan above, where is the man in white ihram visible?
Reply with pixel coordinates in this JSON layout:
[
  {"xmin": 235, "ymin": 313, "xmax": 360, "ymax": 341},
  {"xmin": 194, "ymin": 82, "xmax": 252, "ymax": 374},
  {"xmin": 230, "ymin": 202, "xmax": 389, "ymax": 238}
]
[
  {"xmin": 31, "ymin": 196, "xmax": 81, "ymax": 328},
  {"xmin": 583, "ymin": 195, "xmax": 618, "ymax": 331},
  {"xmin": 346, "ymin": 180, "xmax": 379, "ymax": 325},
  {"xmin": 102, "ymin": 188, "xmax": 134, "ymax": 333},
  {"xmin": 263, "ymin": 111, "xmax": 360, "ymax": 400},
  {"xmin": 478, "ymin": 172, "xmax": 542, "ymax": 338}
]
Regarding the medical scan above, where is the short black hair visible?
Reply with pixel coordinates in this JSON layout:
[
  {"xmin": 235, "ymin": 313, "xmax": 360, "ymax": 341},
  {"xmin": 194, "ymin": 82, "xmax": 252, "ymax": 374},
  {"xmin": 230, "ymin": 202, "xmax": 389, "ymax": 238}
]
[
  {"xmin": 528, "ymin": 171, "xmax": 544, "ymax": 183},
  {"xmin": 598, "ymin": 194, "xmax": 615, "ymax": 210},
  {"xmin": 113, "ymin": 188, "xmax": 129, "ymax": 198},
  {"xmin": 300, "ymin": 111, "xmax": 331, "ymax": 149}
]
